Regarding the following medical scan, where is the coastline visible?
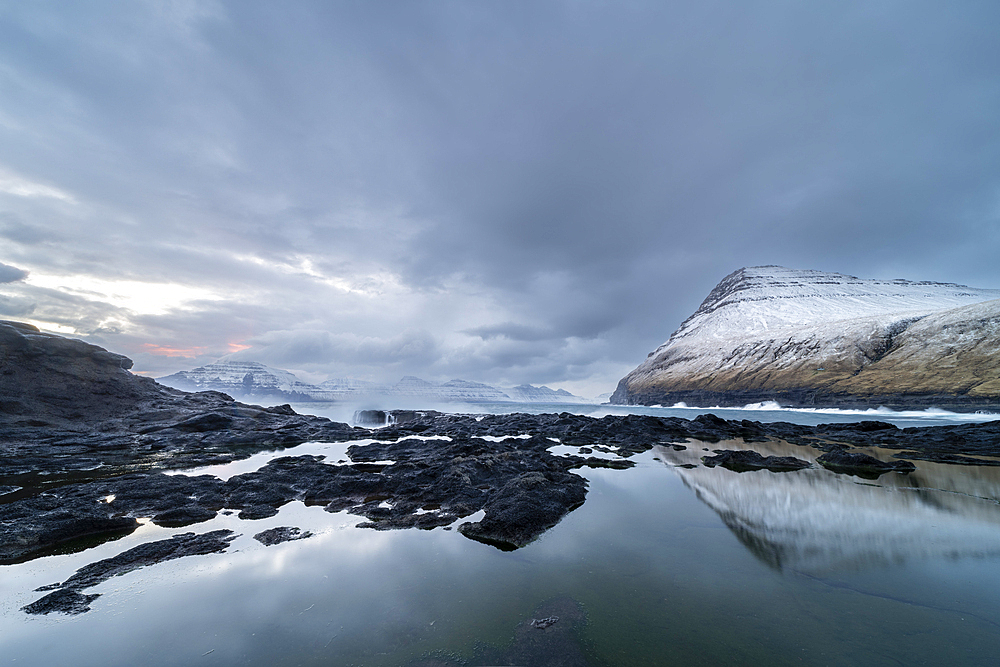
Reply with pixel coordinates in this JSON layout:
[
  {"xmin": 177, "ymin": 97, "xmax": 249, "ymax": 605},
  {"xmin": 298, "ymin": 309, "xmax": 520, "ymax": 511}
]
[{"xmin": 609, "ymin": 384, "xmax": 1000, "ymax": 414}]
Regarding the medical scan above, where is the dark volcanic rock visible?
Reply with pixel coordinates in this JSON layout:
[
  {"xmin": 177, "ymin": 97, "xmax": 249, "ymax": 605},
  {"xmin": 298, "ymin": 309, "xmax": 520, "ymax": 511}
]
[
  {"xmin": 0, "ymin": 321, "xmax": 357, "ymax": 477},
  {"xmin": 459, "ymin": 470, "xmax": 587, "ymax": 550},
  {"xmin": 817, "ymin": 448, "xmax": 916, "ymax": 479},
  {"xmin": 21, "ymin": 589, "xmax": 102, "ymax": 616},
  {"xmin": 0, "ymin": 510, "xmax": 140, "ymax": 564},
  {"xmin": 253, "ymin": 526, "xmax": 313, "ymax": 546},
  {"xmin": 702, "ymin": 449, "xmax": 811, "ymax": 473},
  {"xmin": 152, "ymin": 505, "xmax": 219, "ymax": 527},
  {"xmin": 22, "ymin": 530, "xmax": 237, "ymax": 615}
]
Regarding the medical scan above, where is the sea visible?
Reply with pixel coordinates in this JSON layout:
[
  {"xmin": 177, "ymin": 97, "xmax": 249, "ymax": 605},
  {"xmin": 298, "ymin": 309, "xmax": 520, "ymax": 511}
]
[{"xmin": 3, "ymin": 401, "xmax": 1000, "ymax": 666}]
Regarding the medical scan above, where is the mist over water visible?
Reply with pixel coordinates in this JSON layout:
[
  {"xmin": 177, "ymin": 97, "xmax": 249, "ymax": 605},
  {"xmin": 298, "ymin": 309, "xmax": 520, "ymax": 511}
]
[{"xmin": 284, "ymin": 399, "xmax": 1000, "ymax": 429}]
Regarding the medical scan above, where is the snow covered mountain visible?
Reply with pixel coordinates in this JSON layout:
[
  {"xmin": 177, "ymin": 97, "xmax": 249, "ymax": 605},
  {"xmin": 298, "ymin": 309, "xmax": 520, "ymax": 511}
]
[
  {"xmin": 158, "ymin": 362, "xmax": 586, "ymax": 404},
  {"xmin": 504, "ymin": 384, "xmax": 581, "ymax": 402},
  {"xmin": 158, "ymin": 361, "xmax": 332, "ymax": 402},
  {"xmin": 611, "ymin": 266, "xmax": 1000, "ymax": 411}
]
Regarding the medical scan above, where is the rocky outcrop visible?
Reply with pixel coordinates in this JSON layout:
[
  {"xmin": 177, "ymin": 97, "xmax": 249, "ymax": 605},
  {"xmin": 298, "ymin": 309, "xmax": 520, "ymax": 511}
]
[
  {"xmin": 611, "ymin": 267, "xmax": 1000, "ymax": 410},
  {"xmin": 1, "ymin": 319, "xmax": 157, "ymax": 422},
  {"xmin": 253, "ymin": 526, "xmax": 313, "ymax": 546}
]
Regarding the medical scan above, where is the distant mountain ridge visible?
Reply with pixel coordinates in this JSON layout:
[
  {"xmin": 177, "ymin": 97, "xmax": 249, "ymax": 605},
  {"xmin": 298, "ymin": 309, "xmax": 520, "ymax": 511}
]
[
  {"xmin": 611, "ymin": 266, "xmax": 1000, "ymax": 411},
  {"xmin": 158, "ymin": 361, "xmax": 588, "ymax": 404}
]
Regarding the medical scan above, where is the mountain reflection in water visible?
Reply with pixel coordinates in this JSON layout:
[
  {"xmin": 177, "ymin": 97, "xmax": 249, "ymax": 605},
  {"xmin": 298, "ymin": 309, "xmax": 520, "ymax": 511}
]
[{"xmin": 658, "ymin": 440, "xmax": 1000, "ymax": 573}]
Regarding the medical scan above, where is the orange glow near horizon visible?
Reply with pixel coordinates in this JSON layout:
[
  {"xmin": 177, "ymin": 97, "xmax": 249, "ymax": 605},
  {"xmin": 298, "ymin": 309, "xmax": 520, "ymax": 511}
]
[
  {"xmin": 142, "ymin": 343, "xmax": 206, "ymax": 358},
  {"xmin": 227, "ymin": 342, "xmax": 252, "ymax": 353}
]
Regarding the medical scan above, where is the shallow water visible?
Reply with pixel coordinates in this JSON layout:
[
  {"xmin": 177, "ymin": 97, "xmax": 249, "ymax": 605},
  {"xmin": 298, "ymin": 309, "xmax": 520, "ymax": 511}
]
[{"xmin": 4, "ymin": 436, "xmax": 1000, "ymax": 666}]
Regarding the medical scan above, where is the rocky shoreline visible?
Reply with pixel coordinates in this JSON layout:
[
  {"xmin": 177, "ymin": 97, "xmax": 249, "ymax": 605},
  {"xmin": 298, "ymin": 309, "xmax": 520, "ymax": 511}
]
[
  {"xmin": 6, "ymin": 405, "xmax": 1000, "ymax": 565},
  {"xmin": 4, "ymin": 319, "xmax": 1000, "ymax": 613}
]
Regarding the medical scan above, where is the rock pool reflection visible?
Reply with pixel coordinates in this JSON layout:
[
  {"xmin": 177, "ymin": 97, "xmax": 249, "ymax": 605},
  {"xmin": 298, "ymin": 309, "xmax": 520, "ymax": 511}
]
[
  {"xmin": 657, "ymin": 440, "xmax": 1000, "ymax": 573},
  {"xmin": 4, "ymin": 448, "xmax": 1000, "ymax": 666}
]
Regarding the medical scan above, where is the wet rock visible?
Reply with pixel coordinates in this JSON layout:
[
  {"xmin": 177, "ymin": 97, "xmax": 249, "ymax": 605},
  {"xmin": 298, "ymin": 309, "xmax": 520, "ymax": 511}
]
[
  {"xmin": 817, "ymin": 448, "xmax": 916, "ymax": 479},
  {"xmin": 238, "ymin": 505, "xmax": 280, "ymax": 520},
  {"xmin": 152, "ymin": 505, "xmax": 218, "ymax": 527},
  {"xmin": 21, "ymin": 589, "xmax": 101, "ymax": 616},
  {"xmin": 253, "ymin": 526, "xmax": 313, "ymax": 546},
  {"xmin": 702, "ymin": 449, "xmax": 811, "ymax": 473},
  {"xmin": 0, "ymin": 512, "xmax": 140, "ymax": 564},
  {"xmin": 459, "ymin": 470, "xmax": 586, "ymax": 550},
  {"xmin": 21, "ymin": 530, "xmax": 236, "ymax": 615}
]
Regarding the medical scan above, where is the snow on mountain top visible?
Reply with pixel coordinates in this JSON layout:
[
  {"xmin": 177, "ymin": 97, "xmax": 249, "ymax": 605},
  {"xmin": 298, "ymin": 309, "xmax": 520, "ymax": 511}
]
[
  {"xmin": 159, "ymin": 360, "xmax": 317, "ymax": 395},
  {"xmin": 158, "ymin": 361, "xmax": 586, "ymax": 403},
  {"xmin": 615, "ymin": 267, "xmax": 1000, "ymax": 407},
  {"xmin": 667, "ymin": 266, "xmax": 1000, "ymax": 346}
]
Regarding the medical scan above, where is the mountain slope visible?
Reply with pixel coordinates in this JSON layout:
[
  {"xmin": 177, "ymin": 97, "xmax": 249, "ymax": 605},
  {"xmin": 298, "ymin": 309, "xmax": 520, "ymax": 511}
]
[{"xmin": 611, "ymin": 266, "xmax": 1000, "ymax": 411}]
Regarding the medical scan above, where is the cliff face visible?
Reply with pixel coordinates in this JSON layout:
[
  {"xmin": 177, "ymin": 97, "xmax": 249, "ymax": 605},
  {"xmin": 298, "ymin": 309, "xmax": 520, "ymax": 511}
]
[
  {"xmin": 611, "ymin": 267, "xmax": 1000, "ymax": 411},
  {"xmin": 0, "ymin": 320, "xmax": 166, "ymax": 422}
]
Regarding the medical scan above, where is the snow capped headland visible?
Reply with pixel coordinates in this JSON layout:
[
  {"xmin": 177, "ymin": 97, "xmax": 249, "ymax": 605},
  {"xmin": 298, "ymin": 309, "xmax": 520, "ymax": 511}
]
[{"xmin": 611, "ymin": 266, "xmax": 1000, "ymax": 411}]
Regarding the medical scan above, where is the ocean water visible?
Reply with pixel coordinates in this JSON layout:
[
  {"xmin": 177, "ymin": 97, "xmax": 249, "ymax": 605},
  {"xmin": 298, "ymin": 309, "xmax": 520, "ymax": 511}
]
[
  {"xmin": 285, "ymin": 399, "xmax": 1000, "ymax": 429},
  {"xmin": 4, "ymin": 435, "xmax": 1000, "ymax": 666}
]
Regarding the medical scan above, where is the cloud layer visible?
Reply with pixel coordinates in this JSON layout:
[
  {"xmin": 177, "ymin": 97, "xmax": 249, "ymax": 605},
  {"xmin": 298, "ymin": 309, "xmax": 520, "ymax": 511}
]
[{"xmin": 1, "ymin": 1, "xmax": 998, "ymax": 396}]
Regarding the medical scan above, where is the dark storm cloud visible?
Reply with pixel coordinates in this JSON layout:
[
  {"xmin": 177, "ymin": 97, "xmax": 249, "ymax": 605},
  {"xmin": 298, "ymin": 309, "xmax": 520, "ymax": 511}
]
[
  {"xmin": 0, "ymin": 0, "xmax": 998, "ymax": 395},
  {"xmin": 0, "ymin": 295, "xmax": 34, "ymax": 317},
  {"xmin": 0, "ymin": 262, "xmax": 28, "ymax": 283}
]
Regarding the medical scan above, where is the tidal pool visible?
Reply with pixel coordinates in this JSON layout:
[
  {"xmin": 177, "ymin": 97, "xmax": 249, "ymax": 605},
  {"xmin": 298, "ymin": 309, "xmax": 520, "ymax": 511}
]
[{"xmin": 3, "ymin": 438, "xmax": 1000, "ymax": 666}]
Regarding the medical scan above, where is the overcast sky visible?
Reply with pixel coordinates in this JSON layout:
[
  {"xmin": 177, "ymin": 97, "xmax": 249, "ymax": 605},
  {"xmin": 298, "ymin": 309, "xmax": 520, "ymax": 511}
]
[{"xmin": 1, "ymin": 1, "xmax": 999, "ymax": 397}]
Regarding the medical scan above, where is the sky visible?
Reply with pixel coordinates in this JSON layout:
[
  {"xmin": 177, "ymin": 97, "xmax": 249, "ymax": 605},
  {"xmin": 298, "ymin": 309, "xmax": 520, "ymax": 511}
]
[{"xmin": 1, "ymin": 1, "xmax": 999, "ymax": 398}]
